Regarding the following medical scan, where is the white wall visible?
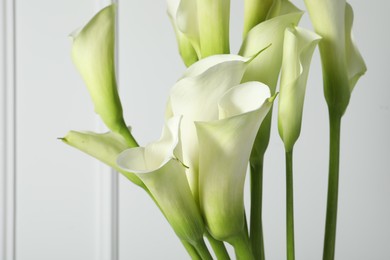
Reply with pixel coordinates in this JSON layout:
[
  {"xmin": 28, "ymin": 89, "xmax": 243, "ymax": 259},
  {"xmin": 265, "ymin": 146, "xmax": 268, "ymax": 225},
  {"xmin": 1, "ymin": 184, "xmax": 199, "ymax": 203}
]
[{"xmin": 1, "ymin": 0, "xmax": 389, "ymax": 259}]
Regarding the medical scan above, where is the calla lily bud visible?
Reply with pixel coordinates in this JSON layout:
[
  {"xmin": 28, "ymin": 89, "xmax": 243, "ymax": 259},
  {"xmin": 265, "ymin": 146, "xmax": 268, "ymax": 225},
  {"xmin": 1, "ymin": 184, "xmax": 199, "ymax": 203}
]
[
  {"xmin": 61, "ymin": 128, "xmax": 145, "ymax": 188},
  {"xmin": 167, "ymin": 0, "xmax": 198, "ymax": 66},
  {"xmin": 278, "ymin": 27, "xmax": 321, "ymax": 152},
  {"xmin": 303, "ymin": 0, "xmax": 366, "ymax": 115},
  {"xmin": 196, "ymin": 0, "xmax": 230, "ymax": 57},
  {"xmin": 117, "ymin": 117, "xmax": 205, "ymax": 245},
  {"xmin": 243, "ymin": 0, "xmax": 274, "ymax": 38},
  {"xmin": 70, "ymin": 5, "xmax": 135, "ymax": 146},
  {"xmin": 239, "ymin": 0, "xmax": 302, "ymax": 160},
  {"xmin": 167, "ymin": 54, "xmax": 258, "ymax": 200},
  {"xmin": 167, "ymin": 0, "xmax": 230, "ymax": 62},
  {"xmin": 196, "ymin": 82, "xmax": 273, "ymax": 242}
]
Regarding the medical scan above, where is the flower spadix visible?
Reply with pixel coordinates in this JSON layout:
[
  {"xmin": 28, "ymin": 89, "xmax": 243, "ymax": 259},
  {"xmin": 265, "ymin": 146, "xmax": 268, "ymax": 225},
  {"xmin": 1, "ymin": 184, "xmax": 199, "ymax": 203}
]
[
  {"xmin": 196, "ymin": 82, "xmax": 273, "ymax": 242},
  {"xmin": 167, "ymin": 0, "xmax": 230, "ymax": 64},
  {"xmin": 117, "ymin": 117, "xmax": 205, "ymax": 245},
  {"xmin": 303, "ymin": 0, "xmax": 366, "ymax": 114},
  {"xmin": 61, "ymin": 128, "xmax": 145, "ymax": 188},
  {"xmin": 70, "ymin": 5, "xmax": 135, "ymax": 146},
  {"xmin": 167, "ymin": 54, "xmax": 258, "ymax": 200},
  {"xmin": 278, "ymin": 27, "xmax": 321, "ymax": 152}
]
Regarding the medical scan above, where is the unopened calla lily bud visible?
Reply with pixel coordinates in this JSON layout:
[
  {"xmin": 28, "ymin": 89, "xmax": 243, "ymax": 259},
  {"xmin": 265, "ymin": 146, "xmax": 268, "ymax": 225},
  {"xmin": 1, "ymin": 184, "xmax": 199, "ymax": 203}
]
[
  {"xmin": 239, "ymin": 0, "xmax": 303, "ymax": 160},
  {"xmin": 303, "ymin": 0, "xmax": 366, "ymax": 115},
  {"xmin": 196, "ymin": 82, "xmax": 273, "ymax": 242},
  {"xmin": 278, "ymin": 27, "xmax": 321, "ymax": 152},
  {"xmin": 167, "ymin": 0, "xmax": 198, "ymax": 66},
  {"xmin": 196, "ymin": 0, "xmax": 230, "ymax": 57},
  {"xmin": 167, "ymin": 0, "xmax": 230, "ymax": 62},
  {"xmin": 70, "ymin": 5, "xmax": 136, "ymax": 146},
  {"xmin": 117, "ymin": 117, "xmax": 205, "ymax": 245},
  {"xmin": 243, "ymin": 0, "xmax": 274, "ymax": 38}
]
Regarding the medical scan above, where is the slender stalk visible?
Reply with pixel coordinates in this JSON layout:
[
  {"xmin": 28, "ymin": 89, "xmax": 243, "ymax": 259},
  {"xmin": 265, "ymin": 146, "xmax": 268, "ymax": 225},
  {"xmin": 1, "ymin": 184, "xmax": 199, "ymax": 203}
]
[
  {"xmin": 182, "ymin": 240, "xmax": 202, "ymax": 260},
  {"xmin": 323, "ymin": 112, "xmax": 342, "ymax": 260},
  {"xmin": 205, "ymin": 231, "xmax": 231, "ymax": 260},
  {"xmin": 229, "ymin": 230, "xmax": 255, "ymax": 260},
  {"xmin": 193, "ymin": 239, "xmax": 213, "ymax": 260},
  {"xmin": 285, "ymin": 150, "xmax": 295, "ymax": 260},
  {"xmin": 250, "ymin": 159, "xmax": 265, "ymax": 260}
]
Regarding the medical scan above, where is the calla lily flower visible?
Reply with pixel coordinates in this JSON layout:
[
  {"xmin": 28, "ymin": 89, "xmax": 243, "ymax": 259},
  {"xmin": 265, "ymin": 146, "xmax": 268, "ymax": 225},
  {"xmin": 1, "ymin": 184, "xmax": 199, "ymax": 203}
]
[
  {"xmin": 70, "ymin": 5, "xmax": 136, "ymax": 146},
  {"xmin": 167, "ymin": 0, "xmax": 198, "ymax": 67},
  {"xmin": 61, "ymin": 128, "xmax": 145, "ymax": 188},
  {"xmin": 240, "ymin": 0, "xmax": 302, "ymax": 92},
  {"xmin": 167, "ymin": 54, "xmax": 259, "ymax": 200},
  {"xmin": 196, "ymin": 82, "xmax": 273, "ymax": 242},
  {"xmin": 239, "ymin": 0, "xmax": 303, "ymax": 159},
  {"xmin": 303, "ymin": 0, "xmax": 366, "ymax": 114},
  {"xmin": 278, "ymin": 27, "xmax": 321, "ymax": 152},
  {"xmin": 117, "ymin": 117, "xmax": 205, "ymax": 245},
  {"xmin": 167, "ymin": 0, "xmax": 230, "ymax": 64}
]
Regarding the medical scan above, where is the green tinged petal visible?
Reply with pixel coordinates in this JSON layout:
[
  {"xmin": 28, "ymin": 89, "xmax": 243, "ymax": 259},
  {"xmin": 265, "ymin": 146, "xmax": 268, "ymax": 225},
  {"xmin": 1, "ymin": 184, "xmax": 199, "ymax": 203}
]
[
  {"xmin": 70, "ymin": 5, "xmax": 135, "ymax": 145},
  {"xmin": 303, "ymin": 0, "xmax": 366, "ymax": 114},
  {"xmin": 197, "ymin": 0, "xmax": 230, "ymax": 57},
  {"xmin": 239, "ymin": 0, "xmax": 303, "ymax": 92},
  {"xmin": 117, "ymin": 117, "xmax": 205, "ymax": 245},
  {"xmin": 61, "ymin": 128, "xmax": 145, "ymax": 188},
  {"xmin": 167, "ymin": 0, "xmax": 198, "ymax": 66},
  {"xmin": 278, "ymin": 27, "xmax": 321, "ymax": 152},
  {"xmin": 345, "ymin": 3, "xmax": 367, "ymax": 92},
  {"xmin": 196, "ymin": 82, "xmax": 273, "ymax": 241}
]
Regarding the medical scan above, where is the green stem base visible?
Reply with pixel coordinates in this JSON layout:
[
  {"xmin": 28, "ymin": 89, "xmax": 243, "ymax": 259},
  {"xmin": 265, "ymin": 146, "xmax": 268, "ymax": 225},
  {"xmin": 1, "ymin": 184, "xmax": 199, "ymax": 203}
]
[{"xmin": 323, "ymin": 112, "xmax": 342, "ymax": 260}]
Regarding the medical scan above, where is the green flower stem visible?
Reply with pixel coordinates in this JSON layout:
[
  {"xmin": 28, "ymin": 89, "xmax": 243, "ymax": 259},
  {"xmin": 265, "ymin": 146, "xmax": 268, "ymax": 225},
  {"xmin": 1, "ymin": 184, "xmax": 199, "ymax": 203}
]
[
  {"xmin": 249, "ymin": 159, "xmax": 265, "ymax": 260},
  {"xmin": 118, "ymin": 125, "xmax": 138, "ymax": 147},
  {"xmin": 285, "ymin": 150, "xmax": 295, "ymax": 260},
  {"xmin": 193, "ymin": 239, "xmax": 213, "ymax": 260},
  {"xmin": 229, "ymin": 230, "xmax": 255, "ymax": 260},
  {"xmin": 205, "ymin": 231, "xmax": 231, "ymax": 260},
  {"xmin": 181, "ymin": 240, "xmax": 202, "ymax": 260},
  {"xmin": 323, "ymin": 112, "xmax": 342, "ymax": 260}
]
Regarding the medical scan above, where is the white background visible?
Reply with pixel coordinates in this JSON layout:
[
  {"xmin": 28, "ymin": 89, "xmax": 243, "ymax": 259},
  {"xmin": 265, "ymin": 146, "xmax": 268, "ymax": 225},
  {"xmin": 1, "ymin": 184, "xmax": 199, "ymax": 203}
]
[{"xmin": 1, "ymin": 0, "xmax": 389, "ymax": 259}]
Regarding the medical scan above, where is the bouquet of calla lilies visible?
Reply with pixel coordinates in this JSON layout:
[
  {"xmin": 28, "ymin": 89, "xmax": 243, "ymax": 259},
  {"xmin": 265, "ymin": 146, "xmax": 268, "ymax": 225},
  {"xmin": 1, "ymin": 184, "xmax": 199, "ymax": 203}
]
[{"xmin": 61, "ymin": 0, "xmax": 366, "ymax": 259}]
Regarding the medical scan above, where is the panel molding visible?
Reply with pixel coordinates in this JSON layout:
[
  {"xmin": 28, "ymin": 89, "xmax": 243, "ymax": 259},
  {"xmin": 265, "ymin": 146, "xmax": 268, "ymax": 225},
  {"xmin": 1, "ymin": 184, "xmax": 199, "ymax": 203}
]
[
  {"xmin": 0, "ymin": 0, "xmax": 16, "ymax": 260},
  {"xmin": 94, "ymin": 1, "xmax": 119, "ymax": 260}
]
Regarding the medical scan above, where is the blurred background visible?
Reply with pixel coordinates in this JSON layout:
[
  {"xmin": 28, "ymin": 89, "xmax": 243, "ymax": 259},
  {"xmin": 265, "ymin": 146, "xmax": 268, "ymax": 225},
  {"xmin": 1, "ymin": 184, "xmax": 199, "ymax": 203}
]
[{"xmin": 1, "ymin": 0, "xmax": 389, "ymax": 259}]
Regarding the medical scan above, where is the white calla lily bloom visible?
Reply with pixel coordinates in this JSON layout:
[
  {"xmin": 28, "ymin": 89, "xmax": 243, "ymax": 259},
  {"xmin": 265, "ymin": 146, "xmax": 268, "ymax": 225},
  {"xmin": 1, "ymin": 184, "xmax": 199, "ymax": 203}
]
[
  {"xmin": 70, "ymin": 5, "xmax": 135, "ymax": 146},
  {"xmin": 303, "ymin": 0, "xmax": 366, "ymax": 114},
  {"xmin": 167, "ymin": 54, "xmax": 256, "ymax": 201},
  {"xmin": 196, "ymin": 82, "xmax": 273, "ymax": 241},
  {"xmin": 117, "ymin": 117, "xmax": 205, "ymax": 245}
]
